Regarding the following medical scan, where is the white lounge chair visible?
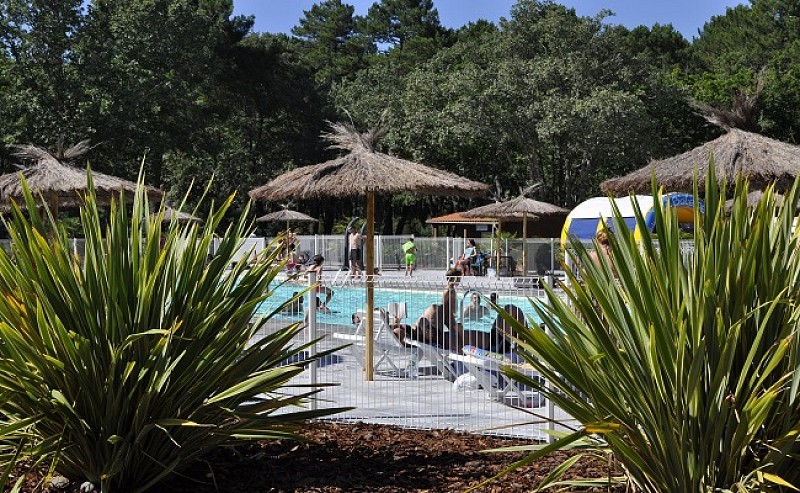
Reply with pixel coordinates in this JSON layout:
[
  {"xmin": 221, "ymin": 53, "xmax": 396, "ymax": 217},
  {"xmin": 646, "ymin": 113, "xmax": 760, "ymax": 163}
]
[
  {"xmin": 332, "ymin": 307, "xmax": 421, "ymax": 377},
  {"xmin": 387, "ymin": 302, "xmax": 459, "ymax": 381},
  {"xmin": 448, "ymin": 347, "xmax": 545, "ymax": 407}
]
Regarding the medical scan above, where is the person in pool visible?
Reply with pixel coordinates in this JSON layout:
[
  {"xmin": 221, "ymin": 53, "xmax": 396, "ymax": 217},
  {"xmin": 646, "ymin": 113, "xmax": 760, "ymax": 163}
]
[
  {"xmin": 462, "ymin": 291, "xmax": 491, "ymax": 320},
  {"xmin": 281, "ymin": 291, "xmax": 304, "ymax": 315},
  {"xmin": 305, "ymin": 254, "xmax": 333, "ymax": 309},
  {"xmin": 461, "ymin": 303, "xmax": 528, "ymax": 353}
]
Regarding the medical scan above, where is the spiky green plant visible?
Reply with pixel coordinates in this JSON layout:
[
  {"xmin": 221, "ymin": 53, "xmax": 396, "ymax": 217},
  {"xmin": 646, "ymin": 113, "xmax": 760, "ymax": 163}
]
[
  {"xmin": 0, "ymin": 173, "xmax": 344, "ymax": 492},
  {"xmin": 492, "ymin": 165, "xmax": 800, "ymax": 492}
]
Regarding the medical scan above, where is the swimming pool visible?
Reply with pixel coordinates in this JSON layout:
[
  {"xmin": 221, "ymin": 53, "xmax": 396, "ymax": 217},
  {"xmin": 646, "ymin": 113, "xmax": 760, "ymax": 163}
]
[{"xmin": 255, "ymin": 281, "xmax": 543, "ymax": 332}]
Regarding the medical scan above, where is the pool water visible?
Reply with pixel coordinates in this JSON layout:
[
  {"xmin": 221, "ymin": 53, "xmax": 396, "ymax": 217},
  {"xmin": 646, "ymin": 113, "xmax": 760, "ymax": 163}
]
[{"xmin": 255, "ymin": 281, "xmax": 543, "ymax": 332}]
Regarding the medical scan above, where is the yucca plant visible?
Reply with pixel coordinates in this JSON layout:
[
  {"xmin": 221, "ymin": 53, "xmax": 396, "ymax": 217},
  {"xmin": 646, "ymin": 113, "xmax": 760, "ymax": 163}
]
[
  {"xmin": 494, "ymin": 164, "xmax": 800, "ymax": 492},
  {"xmin": 0, "ymin": 172, "xmax": 343, "ymax": 492}
]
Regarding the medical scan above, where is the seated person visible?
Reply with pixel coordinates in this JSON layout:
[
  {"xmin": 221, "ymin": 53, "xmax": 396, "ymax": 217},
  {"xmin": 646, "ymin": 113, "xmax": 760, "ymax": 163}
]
[
  {"xmin": 296, "ymin": 251, "xmax": 310, "ymax": 265},
  {"xmin": 280, "ymin": 292, "xmax": 304, "ymax": 315},
  {"xmin": 285, "ymin": 253, "xmax": 300, "ymax": 272},
  {"xmin": 455, "ymin": 239, "xmax": 479, "ymax": 275},
  {"xmin": 462, "ymin": 292, "xmax": 491, "ymax": 320}
]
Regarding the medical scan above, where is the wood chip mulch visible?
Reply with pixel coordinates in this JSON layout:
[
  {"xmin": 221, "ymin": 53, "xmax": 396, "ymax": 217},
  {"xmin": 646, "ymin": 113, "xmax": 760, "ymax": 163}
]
[{"xmin": 8, "ymin": 421, "xmax": 622, "ymax": 492}]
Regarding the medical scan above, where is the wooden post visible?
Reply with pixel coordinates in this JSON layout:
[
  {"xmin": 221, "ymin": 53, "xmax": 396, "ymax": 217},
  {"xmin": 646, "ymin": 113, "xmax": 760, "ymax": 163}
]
[
  {"xmin": 496, "ymin": 220, "xmax": 502, "ymax": 278},
  {"xmin": 365, "ymin": 191, "xmax": 375, "ymax": 381},
  {"xmin": 522, "ymin": 211, "xmax": 528, "ymax": 275},
  {"xmin": 49, "ymin": 193, "xmax": 59, "ymax": 221}
]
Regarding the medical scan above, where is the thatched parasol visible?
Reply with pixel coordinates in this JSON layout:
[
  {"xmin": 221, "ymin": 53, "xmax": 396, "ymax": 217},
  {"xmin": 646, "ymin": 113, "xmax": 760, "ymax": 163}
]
[
  {"xmin": 724, "ymin": 190, "xmax": 787, "ymax": 212},
  {"xmin": 463, "ymin": 195, "xmax": 567, "ymax": 276},
  {"xmin": 256, "ymin": 207, "xmax": 318, "ymax": 230},
  {"xmin": 600, "ymin": 129, "xmax": 800, "ymax": 196},
  {"xmin": 256, "ymin": 207, "xmax": 318, "ymax": 256},
  {"xmin": 249, "ymin": 122, "xmax": 488, "ymax": 380},
  {"xmin": 0, "ymin": 141, "xmax": 163, "ymax": 214},
  {"xmin": 158, "ymin": 206, "xmax": 203, "ymax": 224}
]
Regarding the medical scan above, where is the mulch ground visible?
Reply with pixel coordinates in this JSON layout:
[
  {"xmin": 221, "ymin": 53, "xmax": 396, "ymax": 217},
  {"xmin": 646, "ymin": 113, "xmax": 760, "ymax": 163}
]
[{"xmin": 8, "ymin": 421, "xmax": 621, "ymax": 492}]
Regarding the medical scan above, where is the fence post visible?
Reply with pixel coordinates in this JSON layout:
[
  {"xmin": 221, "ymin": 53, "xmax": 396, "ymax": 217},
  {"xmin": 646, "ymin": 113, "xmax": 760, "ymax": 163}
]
[
  {"xmin": 377, "ymin": 234, "xmax": 383, "ymax": 271},
  {"xmin": 542, "ymin": 296, "xmax": 556, "ymax": 443},
  {"xmin": 446, "ymin": 237, "xmax": 451, "ymax": 269},
  {"xmin": 307, "ymin": 271, "xmax": 318, "ymax": 410}
]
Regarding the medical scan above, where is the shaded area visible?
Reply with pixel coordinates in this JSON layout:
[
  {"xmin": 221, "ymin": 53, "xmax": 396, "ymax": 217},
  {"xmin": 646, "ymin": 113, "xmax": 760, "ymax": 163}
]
[{"xmin": 165, "ymin": 422, "xmax": 619, "ymax": 492}]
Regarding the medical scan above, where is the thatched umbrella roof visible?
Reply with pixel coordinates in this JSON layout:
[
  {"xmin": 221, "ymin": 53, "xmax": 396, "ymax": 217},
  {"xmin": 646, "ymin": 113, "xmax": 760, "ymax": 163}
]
[
  {"xmin": 724, "ymin": 190, "xmax": 788, "ymax": 212},
  {"xmin": 249, "ymin": 123, "xmax": 488, "ymax": 201},
  {"xmin": 600, "ymin": 129, "xmax": 800, "ymax": 196},
  {"xmin": 157, "ymin": 206, "xmax": 203, "ymax": 224},
  {"xmin": 462, "ymin": 195, "xmax": 568, "ymax": 219},
  {"xmin": 462, "ymin": 195, "xmax": 567, "ymax": 276},
  {"xmin": 255, "ymin": 208, "xmax": 318, "ymax": 224},
  {"xmin": 0, "ymin": 141, "xmax": 163, "ymax": 212},
  {"xmin": 249, "ymin": 122, "xmax": 488, "ymax": 380},
  {"xmin": 256, "ymin": 208, "xmax": 318, "ymax": 237}
]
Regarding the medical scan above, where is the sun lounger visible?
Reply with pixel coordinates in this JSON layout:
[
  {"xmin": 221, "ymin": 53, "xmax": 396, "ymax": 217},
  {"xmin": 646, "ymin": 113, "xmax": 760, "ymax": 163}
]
[
  {"xmin": 404, "ymin": 339, "xmax": 461, "ymax": 381},
  {"xmin": 448, "ymin": 346, "xmax": 545, "ymax": 408},
  {"xmin": 388, "ymin": 301, "xmax": 461, "ymax": 381},
  {"xmin": 332, "ymin": 308, "xmax": 422, "ymax": 377}
]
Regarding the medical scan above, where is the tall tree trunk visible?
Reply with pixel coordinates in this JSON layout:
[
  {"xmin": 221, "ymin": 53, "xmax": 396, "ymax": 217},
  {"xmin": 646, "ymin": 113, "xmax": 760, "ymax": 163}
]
[
  {"xmin": 381, "ymin": 198, "xmax": 394, "ymax": 234},
  {"xmin": 395, "ymin": 205, "xmax": 406, "ymax": 235}
]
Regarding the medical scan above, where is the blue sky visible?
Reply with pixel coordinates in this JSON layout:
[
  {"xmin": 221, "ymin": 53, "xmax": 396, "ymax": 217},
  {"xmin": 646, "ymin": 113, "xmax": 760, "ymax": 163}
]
[{"xmin": 233, "ymin": 0, "xmax": 745, "ymax": 40}]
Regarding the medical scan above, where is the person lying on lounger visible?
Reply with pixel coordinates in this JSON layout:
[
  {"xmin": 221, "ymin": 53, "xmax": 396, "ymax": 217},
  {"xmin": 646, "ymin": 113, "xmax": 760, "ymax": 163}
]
[{"xmin": 406, "ymin": 268, "xmax": 465, "ymax": 351}]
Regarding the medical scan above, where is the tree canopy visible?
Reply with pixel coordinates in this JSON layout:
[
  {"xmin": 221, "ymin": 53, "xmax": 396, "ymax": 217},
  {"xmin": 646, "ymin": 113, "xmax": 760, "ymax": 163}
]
[{"xmin": 0, "ymin": 0, "xmax": 796, "ymax": 234}]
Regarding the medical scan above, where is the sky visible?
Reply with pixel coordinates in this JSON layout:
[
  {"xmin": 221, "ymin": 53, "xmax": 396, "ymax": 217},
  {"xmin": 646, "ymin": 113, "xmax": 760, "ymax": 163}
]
[{"xmin": 232, "ymin": 0, "xmax": 746, "ymax": 40}]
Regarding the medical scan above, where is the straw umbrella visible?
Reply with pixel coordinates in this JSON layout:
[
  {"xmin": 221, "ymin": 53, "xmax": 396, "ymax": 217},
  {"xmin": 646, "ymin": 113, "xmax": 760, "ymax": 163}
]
[
  {"xmin": 158, "ymin": 206, "xmax": 204, "ymax": 224},
  {"xmin": 724, "ymin": 190, "xmax": 790, "ymax": 213},
  {"xmin": 249, "ymin": 122, "xmax": 488, "ymax": 380},
  {"xmin": 0, "ymin": 141, "xmax": 162, "ymax": 215},
  {"xmin": 600, "ymin": 128, "xmax": 800, "ymax": 196},
  {"xmin": 256, "ymin": 207, "xmax": 318, "ymax": 259},
  {"xmin": 255, "ymin": 207, "xmax": 318, "ymax": 231},
  {"xmin": 462, "ymin": 195, "xmax": 567, "ymax": 277}
]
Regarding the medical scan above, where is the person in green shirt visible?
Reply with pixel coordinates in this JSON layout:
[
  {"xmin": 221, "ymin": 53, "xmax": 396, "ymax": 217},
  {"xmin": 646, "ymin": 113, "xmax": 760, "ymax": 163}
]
[{"xmin": 402, "ymin": 237, "xmax": 417, "ymax": 276}]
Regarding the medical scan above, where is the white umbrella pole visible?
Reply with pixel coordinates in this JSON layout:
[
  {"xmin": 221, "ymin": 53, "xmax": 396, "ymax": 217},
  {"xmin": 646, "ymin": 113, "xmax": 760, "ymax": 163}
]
[{"xmin": 365, "ymin": 191, "xmax": 375, "ymax": 381}]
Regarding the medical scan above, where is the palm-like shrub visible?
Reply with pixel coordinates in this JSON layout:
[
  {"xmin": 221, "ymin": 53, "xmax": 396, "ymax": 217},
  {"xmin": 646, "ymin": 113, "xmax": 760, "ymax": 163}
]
[
  {"xmin": 505, "ymin": 167, "xmax": 800, "ymax": 491},
  {"xmin": 0, "ymin": 175, "xmax": 340, "ymax": 492}
]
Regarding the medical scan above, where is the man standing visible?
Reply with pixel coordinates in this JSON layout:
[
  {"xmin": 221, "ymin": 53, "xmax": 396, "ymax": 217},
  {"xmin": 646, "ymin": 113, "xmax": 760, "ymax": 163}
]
[
  {"xmin": 402, "ymin": 237, "xmax": 417, "ymax": 276},
  {"xmin": 348, "ymin": 226, "xmax": 363, "ymax": 279}
]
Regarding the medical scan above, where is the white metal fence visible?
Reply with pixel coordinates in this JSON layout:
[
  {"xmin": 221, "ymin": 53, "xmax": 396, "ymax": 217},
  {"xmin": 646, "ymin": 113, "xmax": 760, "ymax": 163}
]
[
  {"xmin": 211, "ymin": 235, "xmax": 562, "ymax": 278},
  {"xmin": 0, "ymin": 235, "xmax": 571, "ymax": 440},
  {"xmin": 253, "ymin": 271, "xmax": 576, "ymax": 440}
]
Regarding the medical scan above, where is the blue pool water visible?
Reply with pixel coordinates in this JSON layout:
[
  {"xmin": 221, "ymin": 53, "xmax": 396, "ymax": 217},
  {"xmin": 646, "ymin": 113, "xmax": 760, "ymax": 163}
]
[{"xmin": 255, "ymin": 281, "xmax": 543, "ymax": 332}]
